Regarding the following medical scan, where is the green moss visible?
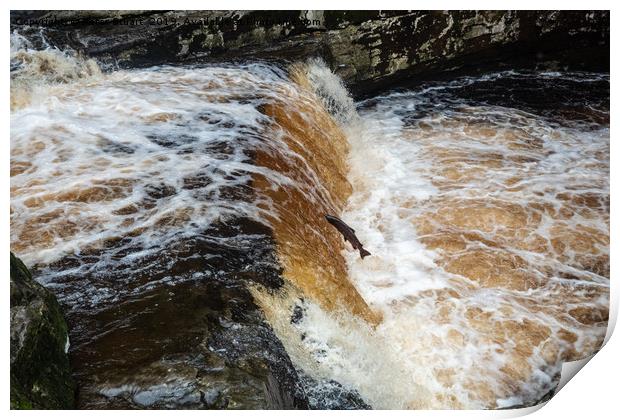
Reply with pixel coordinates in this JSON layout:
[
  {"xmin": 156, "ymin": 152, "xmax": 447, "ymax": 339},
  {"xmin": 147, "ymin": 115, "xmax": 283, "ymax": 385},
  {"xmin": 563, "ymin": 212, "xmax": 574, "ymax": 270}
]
[
  {"xmin": 11, "ymin": 399, "xmax": 33, "ymax": 410},
  {"xmin": 10, "ymin": 251, "xmax": 31, "ymax": 281},
  {"xmin": 10, "ymin": 252, "xmax": 75, "ymax": 409}
]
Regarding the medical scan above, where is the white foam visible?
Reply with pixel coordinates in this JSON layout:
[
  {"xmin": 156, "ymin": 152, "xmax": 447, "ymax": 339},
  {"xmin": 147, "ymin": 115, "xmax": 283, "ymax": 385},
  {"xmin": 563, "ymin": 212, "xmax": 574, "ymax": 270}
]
[
  {"xmin": 10, "ymin": 63, "xmax": 313, "ymax": 268},
  {"xmin": 281, "ymin": 70, "xmax": 610, "ymax": 408}
]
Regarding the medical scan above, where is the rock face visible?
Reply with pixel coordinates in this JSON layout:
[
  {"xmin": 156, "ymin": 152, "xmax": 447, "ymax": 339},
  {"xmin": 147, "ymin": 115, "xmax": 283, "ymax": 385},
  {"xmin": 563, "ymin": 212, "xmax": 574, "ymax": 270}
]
[
  {"xmin": 33, "ymin": 220, "xmax": 367, "ymax": 409},
  {"xmin": 10, "ymin": 252, "xmax": 75, "ymax": 409},
  {"xmin": 10, "ymin": 10, "xmax": 609, "ymax": 96}
]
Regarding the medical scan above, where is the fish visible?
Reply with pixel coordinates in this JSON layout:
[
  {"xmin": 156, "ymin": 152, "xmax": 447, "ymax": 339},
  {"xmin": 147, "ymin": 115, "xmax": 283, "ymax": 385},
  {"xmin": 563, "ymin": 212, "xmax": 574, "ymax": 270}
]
[{"xmin": 324, "ymin": 214, "xmax": 371, "ymax": 259}]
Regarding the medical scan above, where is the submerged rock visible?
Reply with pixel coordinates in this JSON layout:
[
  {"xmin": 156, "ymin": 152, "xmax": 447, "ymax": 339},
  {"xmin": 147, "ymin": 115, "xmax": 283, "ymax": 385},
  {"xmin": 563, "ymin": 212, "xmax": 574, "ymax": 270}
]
[{"xmin": 10, "ymin": 252, "xmax": 75, "ymax": 409}]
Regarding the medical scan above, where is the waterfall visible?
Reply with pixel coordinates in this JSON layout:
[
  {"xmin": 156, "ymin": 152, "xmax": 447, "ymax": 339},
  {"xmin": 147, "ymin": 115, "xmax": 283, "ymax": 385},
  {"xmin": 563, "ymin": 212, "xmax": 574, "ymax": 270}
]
[{"xmin": 11, "ymin": 35, "xmax": 609, "ymax": 409}]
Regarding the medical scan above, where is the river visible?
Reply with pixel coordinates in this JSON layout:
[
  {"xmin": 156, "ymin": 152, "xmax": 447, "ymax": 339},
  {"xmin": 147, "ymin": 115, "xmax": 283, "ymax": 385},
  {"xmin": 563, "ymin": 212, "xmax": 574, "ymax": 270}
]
[{"xmin": 10, "ymin": 33, "xmax": 609, "ymax": 409}]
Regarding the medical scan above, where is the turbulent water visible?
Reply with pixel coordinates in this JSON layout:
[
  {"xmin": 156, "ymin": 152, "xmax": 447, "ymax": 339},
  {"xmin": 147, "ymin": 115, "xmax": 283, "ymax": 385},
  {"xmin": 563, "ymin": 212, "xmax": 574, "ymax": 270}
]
[{"xmin": 10, "ymin": 34, "xmax": 609, "ymax": 409}]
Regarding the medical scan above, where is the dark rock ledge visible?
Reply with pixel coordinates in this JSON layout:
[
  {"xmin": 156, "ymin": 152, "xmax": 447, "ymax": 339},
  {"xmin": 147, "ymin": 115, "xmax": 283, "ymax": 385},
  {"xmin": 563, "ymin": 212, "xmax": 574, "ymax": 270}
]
[{"xmin": 10, "ymin": 10, "xmax": 609, "ymax": 97}]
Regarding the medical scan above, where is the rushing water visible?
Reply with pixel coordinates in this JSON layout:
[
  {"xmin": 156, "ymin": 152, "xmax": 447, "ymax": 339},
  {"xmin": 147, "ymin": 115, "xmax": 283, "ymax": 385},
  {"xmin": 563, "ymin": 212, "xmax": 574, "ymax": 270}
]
[{"xmin": 10, "ymin": 34, "xmax": 609, "ymax": 409}]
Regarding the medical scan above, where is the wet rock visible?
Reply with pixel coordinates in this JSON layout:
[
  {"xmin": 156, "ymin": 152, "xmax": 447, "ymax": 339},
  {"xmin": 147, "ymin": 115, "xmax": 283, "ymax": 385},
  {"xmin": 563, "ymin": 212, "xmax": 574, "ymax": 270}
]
[
  {"xmin": 290, "ymin": 302, "xmax": 305, "ymax": 324},
  {"xmin": 35, "ymin": 218, "xmax": 367, "ymax": 409},
  {"xmin": 10, "ymin": 252, "xmax": 75, "ymax": 409},
  {"xmin": 498, "ymin": 387, "xmax": 556, "ymax": 410},
  {"xmin": 300, "ymin": 375, "xmax": 371, "ymax": 410},
  {"xmin": 10, "ymin": 11, "xmax": 609, "ymax": 97}
]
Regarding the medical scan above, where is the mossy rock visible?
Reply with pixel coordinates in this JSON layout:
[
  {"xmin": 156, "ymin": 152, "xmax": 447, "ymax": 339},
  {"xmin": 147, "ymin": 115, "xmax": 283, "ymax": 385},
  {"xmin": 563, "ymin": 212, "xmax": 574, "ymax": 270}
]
[{"xmin": 10, "ymin": 252, "xmax": 75, "ymax": 409}]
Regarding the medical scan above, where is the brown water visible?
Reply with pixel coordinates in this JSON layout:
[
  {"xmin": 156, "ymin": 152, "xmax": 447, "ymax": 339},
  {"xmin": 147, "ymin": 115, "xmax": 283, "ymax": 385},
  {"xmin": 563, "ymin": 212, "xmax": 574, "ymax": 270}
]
[{"xmin": 10, "ymin": 33, "xmax": 609, "ymax": 409}]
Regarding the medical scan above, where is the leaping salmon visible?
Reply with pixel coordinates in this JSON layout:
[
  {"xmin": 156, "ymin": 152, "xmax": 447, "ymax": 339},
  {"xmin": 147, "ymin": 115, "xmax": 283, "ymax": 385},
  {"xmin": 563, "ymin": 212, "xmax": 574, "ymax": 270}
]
[{"xmin": 324, "ymin": 214, "xmax": 371, "ymax": 259}]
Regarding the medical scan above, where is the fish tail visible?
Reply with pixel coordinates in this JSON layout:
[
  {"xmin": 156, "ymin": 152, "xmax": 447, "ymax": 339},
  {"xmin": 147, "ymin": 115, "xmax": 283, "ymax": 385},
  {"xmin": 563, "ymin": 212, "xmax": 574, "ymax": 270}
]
[{"xmin": 359, "ymin": 248, "xmax": 371, "ymax": 259}]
